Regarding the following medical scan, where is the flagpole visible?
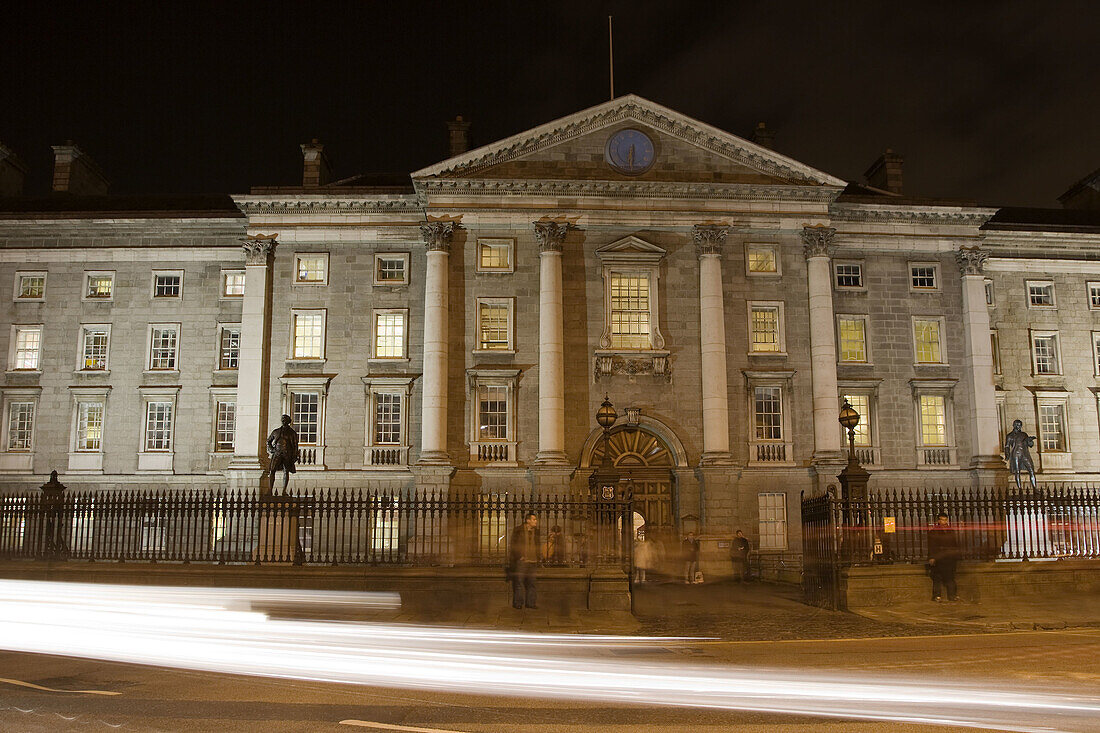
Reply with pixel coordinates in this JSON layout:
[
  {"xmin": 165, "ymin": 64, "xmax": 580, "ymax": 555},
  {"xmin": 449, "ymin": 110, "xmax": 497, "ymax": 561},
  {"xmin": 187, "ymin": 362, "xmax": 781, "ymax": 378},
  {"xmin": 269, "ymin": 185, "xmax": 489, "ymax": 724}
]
[{"xmin": 608, "ymin": 16, "xmax": 615, "ymax": 100}]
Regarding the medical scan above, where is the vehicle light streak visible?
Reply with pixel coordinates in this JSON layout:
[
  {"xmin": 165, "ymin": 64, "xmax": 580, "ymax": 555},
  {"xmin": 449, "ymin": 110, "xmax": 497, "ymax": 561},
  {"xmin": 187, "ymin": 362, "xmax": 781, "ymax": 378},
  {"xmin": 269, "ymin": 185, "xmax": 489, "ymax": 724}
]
[{"xmin": 1, "ymin": 580, "xmax": 1098, "ymax": 732}]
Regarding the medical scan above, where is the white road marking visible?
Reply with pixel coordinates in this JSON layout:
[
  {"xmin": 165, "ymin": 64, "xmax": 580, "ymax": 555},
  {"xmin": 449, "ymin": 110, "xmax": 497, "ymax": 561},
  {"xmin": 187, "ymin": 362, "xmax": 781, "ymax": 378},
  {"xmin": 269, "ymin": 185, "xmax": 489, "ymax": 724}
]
[
  {"xmin": 340, "ymin": 721, "xmax": 468, "ymax": 733},
  {"xmin": 0, "ymin": 676, "xmax": 120, "ymax": 695}
]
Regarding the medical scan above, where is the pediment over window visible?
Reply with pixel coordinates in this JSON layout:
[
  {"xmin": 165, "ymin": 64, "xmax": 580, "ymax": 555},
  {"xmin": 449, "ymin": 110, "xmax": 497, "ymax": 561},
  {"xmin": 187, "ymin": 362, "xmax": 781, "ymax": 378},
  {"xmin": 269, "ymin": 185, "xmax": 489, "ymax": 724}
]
[{"xmin": 595, "ymin": 235, "xmax": 666, "ymax": 264}]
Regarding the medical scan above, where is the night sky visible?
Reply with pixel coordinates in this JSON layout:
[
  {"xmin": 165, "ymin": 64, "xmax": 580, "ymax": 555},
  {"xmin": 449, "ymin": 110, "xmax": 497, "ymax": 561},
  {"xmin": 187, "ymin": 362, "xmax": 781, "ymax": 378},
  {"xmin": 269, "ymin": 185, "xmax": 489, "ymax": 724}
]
[{"xmin": 4, "ymin": 1, "xmax": 1098, "ymax": 207}]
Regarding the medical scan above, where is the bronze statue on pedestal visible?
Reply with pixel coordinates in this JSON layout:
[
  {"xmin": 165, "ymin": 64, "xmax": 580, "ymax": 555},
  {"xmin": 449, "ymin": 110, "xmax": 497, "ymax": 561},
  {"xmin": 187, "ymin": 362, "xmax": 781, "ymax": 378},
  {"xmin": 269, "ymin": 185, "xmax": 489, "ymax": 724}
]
[{"xmin": 1004, "ymin": 419, "xmax": 1037, "ymax": 491}]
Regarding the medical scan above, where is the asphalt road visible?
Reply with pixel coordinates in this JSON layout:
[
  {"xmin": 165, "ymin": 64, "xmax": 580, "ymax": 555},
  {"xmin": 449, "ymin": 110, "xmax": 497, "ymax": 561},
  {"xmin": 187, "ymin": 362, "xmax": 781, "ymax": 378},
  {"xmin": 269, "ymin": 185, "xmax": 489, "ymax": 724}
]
[{"xmin": 3, "ymin": 628, "xmax": 1099, "ymax": 733}]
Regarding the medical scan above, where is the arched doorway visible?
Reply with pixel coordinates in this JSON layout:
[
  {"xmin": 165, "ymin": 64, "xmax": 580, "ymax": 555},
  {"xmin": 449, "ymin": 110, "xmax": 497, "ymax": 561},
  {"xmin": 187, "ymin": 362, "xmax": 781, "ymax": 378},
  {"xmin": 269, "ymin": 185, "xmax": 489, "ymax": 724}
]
[{"xmin": 588, "ymin": 426, "xmax": 677, "ymax": 538}]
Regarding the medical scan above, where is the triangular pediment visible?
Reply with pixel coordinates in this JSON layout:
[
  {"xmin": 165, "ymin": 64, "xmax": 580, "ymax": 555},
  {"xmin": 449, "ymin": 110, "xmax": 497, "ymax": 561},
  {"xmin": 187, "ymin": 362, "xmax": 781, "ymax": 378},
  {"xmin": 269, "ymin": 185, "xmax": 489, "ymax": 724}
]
[
  {"xmin": 596, "ymin": 235, "xmax": 666, "ymax": 263},
  {"xmin": 412, "ymin": 95, "xmax": 845, "ymax": 188}
]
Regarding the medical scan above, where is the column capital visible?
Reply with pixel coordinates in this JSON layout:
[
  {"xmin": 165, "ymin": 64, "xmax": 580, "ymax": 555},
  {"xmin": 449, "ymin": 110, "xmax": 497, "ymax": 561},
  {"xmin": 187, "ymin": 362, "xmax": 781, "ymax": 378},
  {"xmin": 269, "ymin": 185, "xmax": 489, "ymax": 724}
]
[
  {"xmin": 801, "ymin": 225, "xmax": 836, "ymax": 259},
  {"xmin": 241, "ymin": 234, "xmax": 277, "ymax": 265},
  {"xmin": 692, "ymin": 224, "xmax": 729, "ymax": 256},
  {"xmin": 420, "ymin": 221, "xmax": 455, "ymax": 252},
  {"xmin": 955, "ymin": 245, "xmax": 988, "ymax": 276},
  {"xmin": 533, "ymin": 220, "xmax": 571, "ymax": 253}
]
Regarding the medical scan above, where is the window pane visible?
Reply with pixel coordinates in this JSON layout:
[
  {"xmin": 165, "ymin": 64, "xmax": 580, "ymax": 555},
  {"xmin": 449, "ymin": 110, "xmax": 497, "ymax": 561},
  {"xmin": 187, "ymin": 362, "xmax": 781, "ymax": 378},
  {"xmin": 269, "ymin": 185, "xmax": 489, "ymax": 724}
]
[
  {"xmin": 1033, "ymin": 335, "xmax": 1059, "ymax": 374},
  {"xmin": 374, "ymin": 313, "xmax": 405, "ymax": 358},
  {"xmin": 835, "ymin": 264, "xmax": 863, "ymax": 288},
  {"xmin": 753, "ymin": 386, "xmax": 782, "ymax": 441},
  {"xmin": 223, "ymin": 271, "xmax": 245, "ymax": 296},
  {"xmin": 991, "ymin": 331, "xmax": 1001, "ymax": 375},
  {"xmin": 13, "ymin": 327, "xmax": 42, "ymax": 370},
  {"xmin": 220, "ymin": 328, "xmax": 240, "ymax": 370},
  {"xmin": 18, "ymin": 275, "xmax": 45, "ymax": 299},
  {"xmin": 479, "ymin": 242, "xmax": 511, "ymax": 270},
  {"xmin": 985, "ymin": 280, "xmax": 995, "ymax": 305},
  {"xmin": 87, "ymin": 276, "xmax": 112, "ymax": 298},
  {"xmin": 478, "ymin": 385, "xmax": 508, "ymax": 440},
  {"xmin": 374, "ymin": 393, "xmax": 402, "ymax": 445},
  {"xmin": 840, "ymin": 394, "xmax": 871, "ymax": 446},
  {"xmin": 215, "ymin": 401, "xmax": 236, "ymax": 451},
  {"xmin": 747, "ymin": 247, "xmax": 777, "ymax": 273},
  {"xmin": 911, "ymin": 266, "xmax": 936, "ymax": 289},
  {"xmin": 82, "ymin": 328, "xmax": 109, "ymax": 370},
  {"xmin": 293, "ymin": 313, "xmax": 324, "ymax": 359},
  {"xmin": 918, "ymin": 395, "xmax": 946, "ymax": 446},
  {"xmin": 150, "ymin": 327, "xmax": 178, "ymax": 369},
  {"xmin": 1028, "ymin": 283, "xmax": 1054, "ymax": 306},
  {"xmin": 292, "ymin": 393, "xmax": 320, "ymax": 445},
  {"xmin": 296, "ymin": 255, "xmax": 326, "ymax": 283},
  {"xmin": 77, "ymin": 402, "xmax": 104, "ymax": 451},
  {"xmin": 144, "ymin": 402, "xmax": 173, "ymax": 451},
  {"xmin": 838, "ymin": 318, "xmax": 866, "ymax": 362},
  {"xmin": 154, "ymin": 274, "xmax": 181, "ymax": 297},
  {"xmin": 1039, "ymin": 404, "xmax": 1066, "ymax": 452},
  {"xmin": 750, "ymin": 307, "xmax": 780, "ymax": 352},
  {"xmin": 6, "ymin": 402, "xmax": 34, "ymax": 451},
  {"xmin": 758, "ymin": 492, "xmax": 787, "ymax": 550},
  {"xmin": 1090, "ymin": 284, "xmax": 1100, "ymax": 309},
  {"xmin": 478, "ymin": 303, "xmax": 509, "ymax": 350},
  {"xmin": 376, "ymin": 257, "xmax": 406, "ymax": 283},
  {"xmin": 609, "ymin": 273, "xmax": 651, "ymax": 349},
  {"xmin": 914, "ymin": 319, "xmax": 942, "ymax": 363}
]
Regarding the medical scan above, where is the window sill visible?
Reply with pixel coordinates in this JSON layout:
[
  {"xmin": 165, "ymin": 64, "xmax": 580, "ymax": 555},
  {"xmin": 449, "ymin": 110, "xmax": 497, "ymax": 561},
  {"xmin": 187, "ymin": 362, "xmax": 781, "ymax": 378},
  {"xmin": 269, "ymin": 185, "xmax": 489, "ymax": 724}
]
[
  {"xmin": 372, "ymin": 281, "xmax": 409, "ymax": 288},
  {"xmin": 368, "ymin": 357, "xmax": 410, "ymax": 364},
  {"xmin": 5, "ymin": 370, "xmax": 42, "ymax": 376},
  {"xmin": 913, "ymin": 362, "xmax": 950, "ymax": 368},
  {"xmin": 834, "ymin": 287, "xmax": 868, "ymax": 293},
  {"xmin": 14, "ymin": 298, "xmax": 45, "ymax": 303},
  {"xmin": 292, "ymin": 281, "xmax": 328, "ymax": 287},
  {"xmin": 81, "ymin": 298, "xmax": 114, "ymax": 303},
  {"xmin": 285, "ymin": 359, "xmax": 327, "ymax": 369},
  {"xmin": 838, "ymin": 361, "xmax": 873, "ymax": 367},
  {"xmin": 74, "ymin": 369, "xmax": 110, "ymax": 377},
  {"xmin": 748, "ymin": 351, "xmax": 788, "ymax": 358},
  {"xmin": 143, "ymin": 370, "xmax": 180, "ymax": 377},
  {"xmin": 472, "ymin": 349, "xmax": 515, "ymax": 356}
]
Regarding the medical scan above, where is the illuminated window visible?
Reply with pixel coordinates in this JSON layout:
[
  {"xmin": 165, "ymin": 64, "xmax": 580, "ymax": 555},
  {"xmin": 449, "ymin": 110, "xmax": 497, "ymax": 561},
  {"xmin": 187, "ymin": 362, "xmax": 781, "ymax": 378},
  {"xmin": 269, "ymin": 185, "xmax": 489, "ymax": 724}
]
[
  {"xmin": 834, "ymin": 262, "xmax": 863, "ymax": 289},
  {"xmin": 144, "ymin": 402, "xmax": 174, "ymax": 452},
  {"xmin": 1027, "ymin": 281, "xmax": 1055, "ymax": 307},
  {"xmin": 5, "ymin": 401, "xmax": 34, "ymax": 451},
  {"xmin": 918, "ymin": 395, "xmax": 947, "ymax": 446},
  {"xmin": 745, "ymin": 245, "xmax": 778, "ymax": 275},
  {"xmin": 11, "ymin": 326, "xmax": 42, "ymax": 370},
  {"xmin": 909, "ymin": 263, "xmax": 938, "ymax": 290},
  {"xmin": 1038, "ymin": 403, "xmax": 1067, "ymax": 452},
  {"xmin": 478, "ymin": 384, "xmax": 509, "ymax": 440},
  {"xmin": 81, "ymin": 326, "xmax": 109, "ymax": 371},
  {"xmin": 476, "ymin": 299, "xmax": 512, "ymax": 351},
  {"xmin": 840, "ymin": 394, "xmax": 872, "ymax": 447},
  {"xmin": 1031, "ymin": 332, "xmax": 1061, "ymax": 375},
  {"xmin": 837, "ymin": 316, "xmax": 868, "ymax": 363},
  {"xmin": 373, "ymin": 311, "xmax": 407, "ymax": 359},
  {"xmin": 219, "ymin": 326, "xmax": 240, "ymax": 370},
  {"xmin": 76, "ymin": 401, "xmax": 104, "ymax": 451},
  {"xmin": 152, "ymin": 271, "xmax": 183, "ymax": 298},
  {"xmin": 148, "ymin": 325, "xmax": 179, "ymax": 370},
  {"xmin": 749, "ymin": 304, "xmax": 784, "ymax": 353},
  {"xmin": 291, "ymin": 392, "xmax": 320, "ymax": 445},
  {"xmin": 294, "ymin": 254, "xmax": 328, "ymax": 284},
  {"xmin": 15, "ymin": 272, "xmax": 46, "ymax": 301},
  {"xmin": 609, "ymin": 273, "xmax": 651, "ymax": 349},
  {"xmin": 477, "ymin": 239, "xmax": 513, "ymax": 272},
  {"xmin": 374, "ymin": 253, "xmax": 409, "ymax": 285},
  {"xmin": 291, "ymin": 310, "xmax": 325, "ymax": 360},
  {"xmin": 373, "ymin": 393, "xmax": 402, "ymax": 445},
  {"xmin": 84, "ymin": 272, "xmax": 114, "ymax": 299},
  {"xmin": 913, "ymin": 318, "xmax": 944, "ymax": 364},
  {"xmin": 214, "ymin": 400, "xmax": 236, "ymax": 452},
  {"xmin": 222, "ymin": 270, "xmax": 245, "ymax": 297},
  {"xmin": 753, "ymin": 386, "xmax": 783, "ymax": 441},
  {"xmin": 757, "ymin": 492, "xmax": 787, "ymax": 551}
]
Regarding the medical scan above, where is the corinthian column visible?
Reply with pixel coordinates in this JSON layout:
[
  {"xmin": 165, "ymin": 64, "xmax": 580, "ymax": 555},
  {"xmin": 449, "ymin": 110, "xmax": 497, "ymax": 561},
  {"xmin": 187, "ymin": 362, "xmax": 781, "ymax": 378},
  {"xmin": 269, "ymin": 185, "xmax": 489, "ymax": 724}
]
[
  {"xmin": 419, "ymin": 222, "xmax": 454, "ymax": 464},
  {"xmin": 230, "ymin": 235, "xmax": 276, "ymax": 472},
  {"xmin": 693, "ymin": 224, "xmax": 732, "ymax": 463},
  {"xmin": 801, "ymin": 226, "xmax": 843, "ymax": 462},
  {"xmin": 957, "ymin": 245, "xmax": 1002, "ymax": 468},
  {"xmin": 534, "ymin": 220, "xmax": 570, "ymax": 464}
]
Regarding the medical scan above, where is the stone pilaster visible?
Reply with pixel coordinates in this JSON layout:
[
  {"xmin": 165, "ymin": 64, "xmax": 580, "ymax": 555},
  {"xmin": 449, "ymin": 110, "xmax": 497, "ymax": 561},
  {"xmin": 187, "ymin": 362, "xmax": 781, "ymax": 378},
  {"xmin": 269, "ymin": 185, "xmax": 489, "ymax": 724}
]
[
  {"xmin": 801, "ymin": 226, "xmax": 845, "ymax": 468},
  {"xmin": 419, "ymin": 221, "xmax": 454, "ymax": 464},
  {"xmin": 534, "ymin": 220, "xmax": 571, "ymax": 465},
  {"xmin": 956, "ymin": 245, "xmax": 1003, "ymax": 470},
  {"xmin": 229, "ymin": 235, "xmax": 275, "ymax": 480},
  {"xmin": 693, "ymin": 224, "xmax": 733, "ymax": 464}
]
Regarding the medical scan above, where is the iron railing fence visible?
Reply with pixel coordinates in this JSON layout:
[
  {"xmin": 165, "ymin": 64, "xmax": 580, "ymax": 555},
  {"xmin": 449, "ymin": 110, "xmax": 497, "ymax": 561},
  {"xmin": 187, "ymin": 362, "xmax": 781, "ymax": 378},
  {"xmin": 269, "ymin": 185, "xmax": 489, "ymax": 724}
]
[
  {"xmin": 801, "ymin": 483, "xmax": 1100, "ymax": 608},
  {"xmin": 0, "ymin": 487, "xmax": 634, "ymax": 569}
]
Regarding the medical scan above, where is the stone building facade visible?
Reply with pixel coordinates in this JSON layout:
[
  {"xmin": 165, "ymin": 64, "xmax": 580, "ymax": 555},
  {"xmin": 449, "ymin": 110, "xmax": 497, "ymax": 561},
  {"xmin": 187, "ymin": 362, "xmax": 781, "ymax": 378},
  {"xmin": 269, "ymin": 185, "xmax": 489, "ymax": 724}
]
[{"xmin": 3, "ymin": 97, "xmax": 1100, "ymax": 556}]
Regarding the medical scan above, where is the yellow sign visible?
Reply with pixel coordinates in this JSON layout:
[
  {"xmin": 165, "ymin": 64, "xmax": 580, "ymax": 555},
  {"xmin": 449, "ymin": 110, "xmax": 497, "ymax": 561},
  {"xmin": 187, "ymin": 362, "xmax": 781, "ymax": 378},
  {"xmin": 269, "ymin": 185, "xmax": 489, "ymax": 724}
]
[{"xmin": 883, "ymin": 517, "xmax": 896, "ymax": 534}]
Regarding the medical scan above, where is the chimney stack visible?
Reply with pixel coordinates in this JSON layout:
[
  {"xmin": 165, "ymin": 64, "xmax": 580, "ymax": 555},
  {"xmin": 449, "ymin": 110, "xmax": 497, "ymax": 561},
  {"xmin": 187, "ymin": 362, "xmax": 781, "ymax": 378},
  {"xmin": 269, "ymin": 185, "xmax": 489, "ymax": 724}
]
[
  {"xmin": 864, "ymin": 149, "xmax": 904, "ymax": 195},
  {"xmin": 751, "ymin": 122, "xmax": 774, "ymax": 150},
  {"xmin": 0, "ymin": 143, "xmax": 28, "ymax": 197},
  {"xmin": 447, "ymin": 116, "xmax": 471, "ymax": 157},
  {"xmin": 51, "ymin": 142, "xmax": 109, "ymax": 196},
  {"xmin": 300, "ymin": 139, "xmax": 332, "ymax": 187}
]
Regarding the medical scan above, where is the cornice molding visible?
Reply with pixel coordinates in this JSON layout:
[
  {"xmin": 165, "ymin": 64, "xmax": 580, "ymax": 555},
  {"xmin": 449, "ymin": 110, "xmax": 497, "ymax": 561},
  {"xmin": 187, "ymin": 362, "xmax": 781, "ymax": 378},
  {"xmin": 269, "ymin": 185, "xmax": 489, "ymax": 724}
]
[
  {"xmin": 831, "ymin": 203, "xmax": 995, "ymax": 226},
  {"xmin": 233, "ymin": 196, "xmax": 420, "ymax": 215},
  {"xmin": 414, "ymin": 177, "xmax": 841, "ymax": 202}
]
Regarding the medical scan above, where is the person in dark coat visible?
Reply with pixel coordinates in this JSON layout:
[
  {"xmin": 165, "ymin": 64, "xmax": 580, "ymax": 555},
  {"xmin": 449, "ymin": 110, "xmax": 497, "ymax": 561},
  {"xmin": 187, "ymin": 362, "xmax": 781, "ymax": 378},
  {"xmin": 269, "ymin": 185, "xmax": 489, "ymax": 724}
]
[
  {"xmin": 682, "ymin": 531, "xmax": 701, "ymax": 584},
  {"xmin": 265, "ymin": 414, "xmax": 298, "ymax": 495},
  {"xmin": 731, "ymin": 529, "xmax": 751, "ymax": 582},
  {"xmin": 927, "ymin": 512, "xmax": 961, "ymax": 601},
  {"xmin": 508, "ymin": 513, "xmax": 540, "ymax": 609}
]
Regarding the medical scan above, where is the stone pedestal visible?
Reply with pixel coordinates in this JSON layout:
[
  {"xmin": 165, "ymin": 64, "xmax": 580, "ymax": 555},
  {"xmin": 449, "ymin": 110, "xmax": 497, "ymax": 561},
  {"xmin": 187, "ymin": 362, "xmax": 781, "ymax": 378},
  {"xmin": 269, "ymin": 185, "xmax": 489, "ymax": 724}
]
[{"xmin": 254, "ymin": 496, "xmax": 303, "ymax": 565}]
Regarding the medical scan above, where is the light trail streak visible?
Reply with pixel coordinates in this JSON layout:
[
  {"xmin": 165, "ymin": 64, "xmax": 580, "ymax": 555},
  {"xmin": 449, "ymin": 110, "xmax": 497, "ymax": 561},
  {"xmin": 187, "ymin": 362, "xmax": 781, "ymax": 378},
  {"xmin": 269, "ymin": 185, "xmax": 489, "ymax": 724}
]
[{"xmin": 1, "ymin": 580, "xmax": 1098, "ymax": 732}]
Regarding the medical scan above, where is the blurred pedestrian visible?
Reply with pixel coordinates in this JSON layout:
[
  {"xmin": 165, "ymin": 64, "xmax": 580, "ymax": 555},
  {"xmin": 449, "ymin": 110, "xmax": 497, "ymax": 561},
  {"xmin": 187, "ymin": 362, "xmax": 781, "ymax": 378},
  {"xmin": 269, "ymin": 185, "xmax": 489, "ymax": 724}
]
[
  {"xmin": 927, "ymin": 512, "xmax": 961, "ymax": 602},
  {"xmin": 731, "ymin": 529, "xmax": 751, "ymax": 582},
  {"xmin": 508, "ymin": 513, "xmax": 540, "ymax": 609},
  {"xmin": 633, "ymin": 532, "xmax": 655, "ymax": 583},
  {"xmin": 682, "ymin": 531, "xmax": 701, "ymax": 584},
  {"xmin": 544, "ymin": 525, "xmax": 565, "ymax": 566}
]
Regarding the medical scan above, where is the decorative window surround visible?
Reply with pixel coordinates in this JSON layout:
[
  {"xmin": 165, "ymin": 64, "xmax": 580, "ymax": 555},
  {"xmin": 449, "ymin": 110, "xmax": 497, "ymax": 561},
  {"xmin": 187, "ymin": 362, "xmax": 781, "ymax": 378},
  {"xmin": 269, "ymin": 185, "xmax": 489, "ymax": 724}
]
[
  {"xmin": 836, "ymin": 314, "xmax": 871, "ymax": 364},
  {"xmin": 146, "ymin": 324, "xmax": 181, "ymax": 373},
  {"xmin": 834, "ymin": 261, "xmax": 865, "ymax": 290},
  {"xmin": 912, "ymin": 316, "xmax": 948, "ymax": 366},
  {"xmin": 1026, "ymin": 280, "xmax": 1056, "ymax": 308},
  {"xmin": 77, "ymin": 324, "xmax": 111, "ymax": 373},
  {"xmin": 9, "ymin": 325, "xmax": 43, "ymax": 372},
  {"xmin": 221, "ymin": 269, "xmax": 245, "ymax": 298},
  {"xmin": 1030, "ymin": 330, "xmax": 1062, "ymax": 376},
  {"xmin": 745, "ymin": 244, "xmax": 780, "ymax": 276},
  {"xmin": 838, "ymin": 380, "xmax": 883, "ymax": 468},
  {"xmin": 362, "ymin": 376, "xmax": 416, "ymax": 468},
  {"xmin": 744, "ymin": 370, "xmax": 795, "ymax": 467},
  {"xmin": 910, "ymin": 378, "xmax": 958, "ymax": 469},
  {"xmin": 137, "ymin": 385, "xmax": 181, "ymax": 473},
  {"xmin": 68, "ymin": 385, "xmax": 110, "ymax": 473},
  {"xmin": 467, "ymin": 368, "xmax": 521, "ymax": 467},
  {"xmin": 757, "ymin": 492, "xmax": 788, "ymax": 551},
  {"xmin": 476, "ymin": 238, "xmax": 515, "ymax": 273},
  {"xmin": 216, "ymin": 324, "xmax": 241, "ymax": 372},
  {"xmin": 0, "ymin": 387, "xmax": 41, "ymax": 473},
  {"xmin": 594, "ymin": 236, "xmax": 670, "ymax": 381},
  {"xmin": 748, "ymin": 301, "xmax": 786, "ymax": 356},
  {"xmin": 1088, "ymin": 282, "xmax": 1100, "ymax": 310},
  {"xmin": 280, "ymin": 375, "xmax": 332, "ymax": 470},
  {"xmin": 371, "ymin": 309, "xmax": 409, "ymax": 361},
  {"xmin": 908, "ymin": 262, "xmax": 940, "ymax": 292},
  {"xmin": 1027, "ymin": 388, "xmax": 1072, "ymax": 473},
  {"xmin": 83, "ymin": 271, "xmax": 115, "ymax": 301},
  {"xmin": 14, "ymin": 271, "xmax": 46, "ymax": 302},
  {"xmin": 374, "ymin": 253, "xmax": 410, "ymax": 286},
  {"xmin": 151, "ymin": 270, "xmax": 184, "ymax": 299},
  {"xmin": 289, "ymin": 309, "xmax": 326, "ymax": 363},
  {"xmin": 208, "ymin": 386, "xmax": 237, "ymax": 471},
  {"xmin": 293, "ymin": 253, "xmax": 329, "ymax": 285},
  {"xmin": 474, "ymin": 298, "xmax": 515, "ymax": 354},
  {"xmin": 985, "ymin": 278, "xmax": 995, "ymax": 307}
]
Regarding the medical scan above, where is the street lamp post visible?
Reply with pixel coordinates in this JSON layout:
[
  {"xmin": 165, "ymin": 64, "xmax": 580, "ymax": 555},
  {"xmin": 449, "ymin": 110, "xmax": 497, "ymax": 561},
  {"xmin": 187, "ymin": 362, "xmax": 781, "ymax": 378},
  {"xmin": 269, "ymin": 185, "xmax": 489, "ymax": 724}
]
[{"xmin": 837, "ymin": 399, "xmax": 871, "ymax": 563}]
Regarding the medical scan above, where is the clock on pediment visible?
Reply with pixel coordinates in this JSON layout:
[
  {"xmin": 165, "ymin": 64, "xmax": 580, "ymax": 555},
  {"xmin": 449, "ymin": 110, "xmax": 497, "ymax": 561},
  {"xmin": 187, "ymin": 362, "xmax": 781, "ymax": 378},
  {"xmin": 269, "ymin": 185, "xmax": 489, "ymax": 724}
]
[{"xmin": 605, "ymin": 128, "xmax": 655, "ymax": 175}]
